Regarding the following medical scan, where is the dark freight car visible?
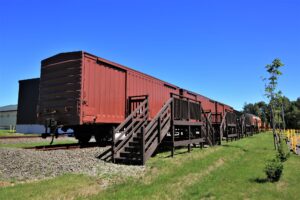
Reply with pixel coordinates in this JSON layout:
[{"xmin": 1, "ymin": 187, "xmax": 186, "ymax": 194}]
[
  {"xmin": 16, "ymin": 78, "xmax": 45, "ymax": 133},
  {"xmin": 17, "ymin": 78, "xmax": 40, "ymax": 124}
]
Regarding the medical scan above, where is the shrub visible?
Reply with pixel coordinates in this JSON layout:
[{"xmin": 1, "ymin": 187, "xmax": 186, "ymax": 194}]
[
  {"xmin": 277, "ymin": 140, "xmax": 290, "ymax": 162},
  {"xmin": 264, "ymin": 158, "xmax": 283, "ymax": 182}
]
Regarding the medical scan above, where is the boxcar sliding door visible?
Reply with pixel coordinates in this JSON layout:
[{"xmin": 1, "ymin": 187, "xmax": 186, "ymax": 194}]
[{"xmin": 81, "ymin": 55, "xmax": 126, "ymax": 124}]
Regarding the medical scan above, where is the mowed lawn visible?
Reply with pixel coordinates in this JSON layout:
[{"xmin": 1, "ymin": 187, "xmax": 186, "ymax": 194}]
[
  {"xmin": 1, "ymin": 132, "xmax": 300, "ymax": 200},
  {"xmin": 0, "ymin": 130, "xmax": 28, "ymax": 137},
  {"xmin": 0, "ymin": 129, "xmax": 76, "ymax": 148}
]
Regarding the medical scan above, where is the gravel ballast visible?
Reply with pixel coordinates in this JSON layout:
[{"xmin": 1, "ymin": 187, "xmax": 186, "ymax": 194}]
[{"xmin": 0, "ymin": 147, "xmax": 145, "ymax": 182}]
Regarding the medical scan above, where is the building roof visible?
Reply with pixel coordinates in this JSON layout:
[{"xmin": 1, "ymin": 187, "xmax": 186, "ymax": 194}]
[{"xmin": 0, "ymin": 105, "xmax": 17, "ymax": 112}]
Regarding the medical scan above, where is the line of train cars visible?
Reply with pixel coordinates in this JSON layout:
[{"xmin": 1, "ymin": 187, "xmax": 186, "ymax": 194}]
[{"xmin": 16, "ymin": 51, "xmax": 262, "ymax": 144}]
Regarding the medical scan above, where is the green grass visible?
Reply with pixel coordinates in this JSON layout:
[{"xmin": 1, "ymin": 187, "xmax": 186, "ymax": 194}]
[
  {"xmin": 0, "ymin": 139, "xmax": 76, "ymax": 148},
  {"xmin": 0, "ymin": 130, "xmax": 24, "ymax": 137},
  {"xmin": 0, "ymin": 130, "xmax": 40, "ymax": 137},
  {"xmin": 0, "ymin": 174, "xmax": 102, "ymax": 200},
  {"xmin": 1, "ymin": 132, "xmax": 300, "ymax": 200}
]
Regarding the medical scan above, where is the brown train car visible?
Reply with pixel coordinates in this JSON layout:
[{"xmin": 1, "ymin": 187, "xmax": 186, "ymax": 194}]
[
  {"xmin": 244, "ymin": 113, "xmax": 262, "ymax": 131},
  {"xmin": 37, "ymin": 51, "xmax": 234, "ymax": 142},
  {"xmin": 181, "ymin": 90, "xmax": 233, "ymax": 115}
]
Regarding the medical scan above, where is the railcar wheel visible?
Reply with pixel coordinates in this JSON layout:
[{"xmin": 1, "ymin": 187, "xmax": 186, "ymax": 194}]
[
  {"xmin": 78, "ymin": 134, "xmax": 92, "ymax": 144},
  {"xmin": 95, "ymin": 134, "xmax": 105, "ymax": 145}
]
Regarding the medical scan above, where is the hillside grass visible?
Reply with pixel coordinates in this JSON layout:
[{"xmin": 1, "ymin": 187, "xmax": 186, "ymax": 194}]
[{"xmin": 1, "ymin": 132, "xmax": 300, "ymax": 200}]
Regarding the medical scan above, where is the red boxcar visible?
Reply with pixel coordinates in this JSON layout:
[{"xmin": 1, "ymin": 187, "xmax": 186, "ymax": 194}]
[{"xmin": 37, "ymin": 51, "xmax": 233, "ymax": 142}]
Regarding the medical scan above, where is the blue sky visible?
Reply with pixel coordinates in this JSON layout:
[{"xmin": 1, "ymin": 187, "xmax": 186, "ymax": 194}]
[{"xmin": 0, "ymin": 0, "xmax": 299, "ymax": 110}]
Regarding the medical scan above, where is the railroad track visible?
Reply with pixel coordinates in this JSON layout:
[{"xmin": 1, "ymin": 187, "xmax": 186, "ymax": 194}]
[
  {"xmin": 0, "ymin": 136, "xmax": 41, "ymax": 140},
  {"xmin": 25, "ymin": 142, "xmax": 101, "ymax": 151}
]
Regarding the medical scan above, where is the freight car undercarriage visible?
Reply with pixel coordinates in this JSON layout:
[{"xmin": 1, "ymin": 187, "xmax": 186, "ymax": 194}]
[{"xmin": 42, "ymin": 121, "xmax": 118, "ymax": 145}]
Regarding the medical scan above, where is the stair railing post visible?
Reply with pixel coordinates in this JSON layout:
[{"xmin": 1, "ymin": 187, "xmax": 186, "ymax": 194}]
[
  {"xmin": 158, "ymin": 116, "xmax": 161, "ymax": 143},
  {"xmin": 206, "ymin": 114, "xmax": 209, "ymax": 144},
  {"xmin": 141, "ymin": 127, "xmax": 145, "ymax": 165},
  {"xmin": 171, "ymin": 98, "xmax": 175, "ymax": 157},
  {"xmin": 112, "ymin": 126, "xmax": 115, "ymax": 163}
]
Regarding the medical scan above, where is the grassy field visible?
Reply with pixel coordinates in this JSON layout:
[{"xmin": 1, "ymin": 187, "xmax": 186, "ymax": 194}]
[
  {"xmin": 0, "ymin": 129, "xmax": 76, "ymax": 148},
  {"xmin": 1, "ymin": 132, "xmax": 300, "ymax": 200},
  {"xmin": 0, "ymin": 139, "xmax": 76, "ymax": 148},
  {"xmin": 0, "ymin": 130, "xmax": 27, "ymax": 137},
  {"xmin": 0, "ymin": 129, "xmax": 42, "ymax": 137}
]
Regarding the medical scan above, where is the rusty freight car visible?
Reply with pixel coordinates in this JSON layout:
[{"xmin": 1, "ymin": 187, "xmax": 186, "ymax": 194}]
[{"xmin": 37, "ymin": 51, "xmax": 234, "ymax": 145}]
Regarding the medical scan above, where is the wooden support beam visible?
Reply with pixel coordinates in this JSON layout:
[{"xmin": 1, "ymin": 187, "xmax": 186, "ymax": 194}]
[
  {"xmin": 171, "ymin": 99, "xmax": 175, "ymax": 157},
  {"xmin": 174, "ymin": 120, "xmax": 203, "ymax": 126},
  {"xmin": 188, "ymin": 125, "xmax": 191, "ymax": 152},
  {"xmin": 112, "ymin": 126, "xmax": 115, "ymax": 163},
  {"xmin": 158, "ymin": 116, "xmax": 161, "ymax": 143},
  {"xmin": 141, "ymin": 126, "xmax": 145, "ymax": 165},
  {"xmin": 174, "ymin": 138, "xmax": 205, "ymax": 147}
]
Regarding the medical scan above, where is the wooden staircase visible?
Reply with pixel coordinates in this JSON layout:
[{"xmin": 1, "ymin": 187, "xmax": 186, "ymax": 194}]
[
  {"xmin": 99, "ymin": 94, "xmax": 215, "ymax": 165},
  {"xmin": 112, "ymin": 96, "xmax": 149, "ymax": 165},
  {"xmin": 98, "ymin": 95, "xmax": 149, "ymax": 164}
]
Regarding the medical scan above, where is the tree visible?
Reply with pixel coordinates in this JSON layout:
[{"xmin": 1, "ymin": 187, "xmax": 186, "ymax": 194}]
[{"xmin": 264, "ymin": 58, "xmax": 284, "ymax": 150}]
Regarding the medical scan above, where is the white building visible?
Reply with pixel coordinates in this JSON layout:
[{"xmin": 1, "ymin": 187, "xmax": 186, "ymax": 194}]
[{"xmin": 0, "ymin": 105, "xmax": 17, "ymax": 130}]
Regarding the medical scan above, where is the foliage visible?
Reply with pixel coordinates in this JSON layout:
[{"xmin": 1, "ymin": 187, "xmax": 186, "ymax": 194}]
[
  {"xmin": 264, "ymin": 158, "xmax": 283, "ymax": 182},
  {"xmin": 276, "ymin": 139, "xmax": 290, "ymax": 162},
  {"xmin": 263, "ymin": 58, "xmax": 284, "ymax": 134},
  {"xmin": 264, "ymin": 58, "xmax": 284, "ymax": 100}
]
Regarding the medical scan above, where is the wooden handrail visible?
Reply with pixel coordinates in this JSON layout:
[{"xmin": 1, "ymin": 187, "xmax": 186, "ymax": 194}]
[
  {"xmin": 219, "ymin": 112, "xmax": 227, "ymax": 140},
  {"xmin": 143, "ymin": 97, "xmax": 173, "ymax": 160},
  {"xmin": 145, "ymin": 98, "xmax": 173, "ymax": 133},
  {"xmin": 112, "ymin": 97, "xmax": 149, "ymax": 161},
  {"xmin": 200, "ymin": 108, "xmax": 214, "ymax": 146},
  {"xmin": 115, "ymin": 106, "xmax": 148, "ymax": 142},
  {"xmin": 114, "ymin": 99, "xmax": 148, "ymax": 134}
]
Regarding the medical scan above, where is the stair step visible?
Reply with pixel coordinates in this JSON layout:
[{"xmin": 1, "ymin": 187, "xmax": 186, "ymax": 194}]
[
  {"xmin": 129, "ymin": 141, "xmax": 141, "ymax": 146},
  {"xmin": 125, "ymin": 146, "xmax": 141, "ymax": 152},
  {"xmin": 114, "ymin": 157, "xmax": 143, "ymax": 165},
  {"xmin": 133, "ymin": 137, "xmax": 142, "ymax": 142},
  {"xmin": 120, "ymin": 152, "xmax": 141, "ymax": 158}
]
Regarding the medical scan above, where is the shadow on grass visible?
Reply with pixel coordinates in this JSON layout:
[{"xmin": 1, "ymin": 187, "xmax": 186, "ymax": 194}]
[
  {"xmin": 249, "ymin": 177, "xmax": 269, "ymax": 184},
  {"xmin": 163, "ymin": 150, "xmax": 192, "ymax": 158},
  {"xmin": 222, "ymin": 144, "xmax": 248, "ymax": 152},
  {"xmin": 154, "ymin": 145, "xmax": 205, "ymax": 158}
]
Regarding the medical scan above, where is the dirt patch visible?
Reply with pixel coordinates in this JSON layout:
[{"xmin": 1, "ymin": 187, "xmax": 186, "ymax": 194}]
[
  {"xmin": 276, "ymin": 180, "xmax": 288, "ymax": 191},
  {"xmin": 0, "ymin": 181, "xmax": 11, "ymax": 187}
]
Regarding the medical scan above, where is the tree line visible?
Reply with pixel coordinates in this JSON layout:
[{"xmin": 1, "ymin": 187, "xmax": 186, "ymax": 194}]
[{"xmin": 243, "ymin": 97, "xmax": 300, "ymax": 129}]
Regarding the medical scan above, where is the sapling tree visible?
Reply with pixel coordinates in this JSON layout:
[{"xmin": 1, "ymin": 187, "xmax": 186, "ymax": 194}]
[{"xmin": 264, "ymin": 58, "xmax": 284, "ymax": 150}]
